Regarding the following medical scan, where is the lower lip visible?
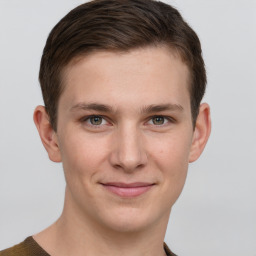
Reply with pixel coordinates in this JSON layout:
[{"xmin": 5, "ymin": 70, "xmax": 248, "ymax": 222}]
[{"xmin": 102, "ymin": 185, "xmax": 153, "ymax": 197}]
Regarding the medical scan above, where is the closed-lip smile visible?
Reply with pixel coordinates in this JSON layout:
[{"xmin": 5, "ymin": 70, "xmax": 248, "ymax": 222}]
[{"xmin": 100, "ymin": 182, "xmax": 155, "ymax": 197}]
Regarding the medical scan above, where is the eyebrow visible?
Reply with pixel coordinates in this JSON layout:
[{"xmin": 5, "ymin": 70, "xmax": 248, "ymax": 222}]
[
  {"xmin": 70, "ymin": 103, "xmax": 115, "ymax": 113},
  {"xmin": 70, "ymin": 102, "xmax": 183, "ymax": 114},
  {"xmin": 141, "ymin": 103, "xmax": 184, "ymax": 113}
]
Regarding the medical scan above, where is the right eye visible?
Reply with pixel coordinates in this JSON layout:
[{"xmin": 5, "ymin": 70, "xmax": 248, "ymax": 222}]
[
  {"xmin": 89, "ymin": 116, "xmax": 104, "ymax": 125},
  {"xmin": 83, "ymin": 115, "xmax": 108, "ymax": 126}
]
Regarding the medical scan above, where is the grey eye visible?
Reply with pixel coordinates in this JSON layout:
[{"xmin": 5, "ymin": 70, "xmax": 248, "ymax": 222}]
[
  {"xmin": 152, "ymin": 116, "xmax": 165, "ymax": 125},
  {"xmin": 89, "ymin": 116, "xmax": 103, "ymax": 125}
]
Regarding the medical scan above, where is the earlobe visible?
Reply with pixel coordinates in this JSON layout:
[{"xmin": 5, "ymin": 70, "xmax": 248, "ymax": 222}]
[
  {"xmin": 189, "ymin": 103, "xmax": 211, "ymax": 163},
  {"xmin": 33, "ymin": 106, "xmax": 62, "ymax": 163}
]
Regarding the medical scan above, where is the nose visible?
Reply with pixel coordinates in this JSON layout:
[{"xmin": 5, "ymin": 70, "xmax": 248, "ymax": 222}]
[{"xmin": 109, "ymin": 125, "xmax": 148, "ymax": 172}]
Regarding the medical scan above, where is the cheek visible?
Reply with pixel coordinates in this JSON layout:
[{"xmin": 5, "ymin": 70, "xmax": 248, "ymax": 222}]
[
  {"xmin": 59, "ymin": 133, "xmax": 107, "ymax": 185},
  {"xmin": 149, "ymin": 133, "xmax": 191, "ymax": 196},
  {"xmin": 150, "ymin": 133, "xmax": 192, "ymax": 170},
  {"xmin": 58, "ymin": 130, "xmax": 112, "ymax": 189}
]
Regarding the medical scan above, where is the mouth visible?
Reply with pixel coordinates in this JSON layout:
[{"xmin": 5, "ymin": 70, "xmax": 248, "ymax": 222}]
[{"xmin": 100, "ymin": 182, "xmax": 155, "ymax": 198}]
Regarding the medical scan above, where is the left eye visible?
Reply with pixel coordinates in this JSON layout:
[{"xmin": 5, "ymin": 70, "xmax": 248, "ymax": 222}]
[{"xmin": 149, "ymin": 116, "xmax": 168, "ymax": 125}]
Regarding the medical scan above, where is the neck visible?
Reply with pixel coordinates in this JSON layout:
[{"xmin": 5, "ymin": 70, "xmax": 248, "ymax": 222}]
[{"xmin": 34, "ymin": 189, "xmax": 170, "ymax": 256}]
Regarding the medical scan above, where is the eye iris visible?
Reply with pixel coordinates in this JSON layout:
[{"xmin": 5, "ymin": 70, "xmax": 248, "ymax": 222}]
[
  {"xmin": 152, "ymin": 116, "xmax": 164, "ymax": 125},
  {"xmin": 90, "ymin": 116, "xmax": 102, "ymax": 125}
]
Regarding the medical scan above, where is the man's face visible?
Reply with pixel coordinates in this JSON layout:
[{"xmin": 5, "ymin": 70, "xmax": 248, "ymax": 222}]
[{"xmin": 55, "ymin": 46, "xmax": 195, "ymax": 232}]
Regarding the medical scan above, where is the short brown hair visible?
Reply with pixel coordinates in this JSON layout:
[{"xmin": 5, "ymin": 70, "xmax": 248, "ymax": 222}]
[{"xmin": 39, "ymin": 0, "xmax": 206, "ymax": 131}]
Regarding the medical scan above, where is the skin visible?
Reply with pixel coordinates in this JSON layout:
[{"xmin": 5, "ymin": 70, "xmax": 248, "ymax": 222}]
[{"xmin": 33, "ymin": 46, "xmax": 211, "ymax": 256}]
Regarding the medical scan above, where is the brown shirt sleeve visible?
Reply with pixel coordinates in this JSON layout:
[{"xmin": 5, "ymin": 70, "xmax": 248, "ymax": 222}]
[
  {"xmin": 0, "ymin": 237, "xmax": 177, "ymax": 256},
  {"xmin": 164, "ymin": 242, "xmax": 177, "ymax": 256},
  {"xmin": 0, "ymin": 237, "xmax": 50, "ymax": 256}
]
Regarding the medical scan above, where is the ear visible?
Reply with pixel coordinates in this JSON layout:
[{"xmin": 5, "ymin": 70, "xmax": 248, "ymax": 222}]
[
  {"xmin": 33, "ymin": 106, "xmax": 62, "ymax": 162},
  {"xmin": 189, "ymin": 103, "xmax": 211, "ymax": 163}
]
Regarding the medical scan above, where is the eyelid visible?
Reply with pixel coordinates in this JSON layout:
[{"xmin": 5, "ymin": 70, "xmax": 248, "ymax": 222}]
[
  {"xmin": 146, "ymin": 115, "xmax": 176, "ymax": 126},
  {"xmin": 80, "ymin": 114, "xmax": 176, "ymax": 127},
  {"xmin": 81, "ymin": 115, "xmax": 110, "ymax": 126}
]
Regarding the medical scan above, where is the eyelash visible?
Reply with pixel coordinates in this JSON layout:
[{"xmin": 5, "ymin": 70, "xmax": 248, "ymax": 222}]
[
  {"xmin": 147, "ymin": 115, "xmax": 175, "ymax": 126},
  {"xmin": 81, "ymin": 115, "xmax": 109, "ymax": 127},
  {"xmin": 81, "ymin": 115, "xmax": 175, "ymax": 128}
]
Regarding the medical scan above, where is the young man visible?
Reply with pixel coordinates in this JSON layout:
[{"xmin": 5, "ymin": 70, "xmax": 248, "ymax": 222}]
[{"xmin": 0, "ymin": 0, "xmax": 211, "ymax": 255}]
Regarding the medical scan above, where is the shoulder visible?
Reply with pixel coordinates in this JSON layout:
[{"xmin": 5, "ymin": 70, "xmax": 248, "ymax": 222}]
[
  {"xmin": 0, "ymin": 237, "xmax": 49, "ymax": 256},
  {"xmin": 164, "ymin": 242, "xmax": 178, "ymax": 256}
]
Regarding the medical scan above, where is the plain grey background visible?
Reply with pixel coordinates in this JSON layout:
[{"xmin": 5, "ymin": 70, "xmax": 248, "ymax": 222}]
[{"xmin": 0, "ymin": 0, "xmax": 255, "ymax": 255}]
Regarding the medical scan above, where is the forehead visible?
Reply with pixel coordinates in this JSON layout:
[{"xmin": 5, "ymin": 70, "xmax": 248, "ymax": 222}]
[{"xmin": 59, "ymin": 46, "xmax": 191, "ymax": 113}]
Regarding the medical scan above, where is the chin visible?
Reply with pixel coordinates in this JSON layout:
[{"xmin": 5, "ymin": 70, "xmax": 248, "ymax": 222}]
[
  {"xmin": 105, "ymin": 218, "xmax": 150, "ymax": 233},
  {"xmin": 98, "ymin": 206, "xmax": 160, "ymax": 234}
]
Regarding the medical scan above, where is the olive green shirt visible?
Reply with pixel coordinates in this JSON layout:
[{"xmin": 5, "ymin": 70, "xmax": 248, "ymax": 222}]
[{"xmin": 0, "ymin": 237, "xmax": 177, "ymax": 256}]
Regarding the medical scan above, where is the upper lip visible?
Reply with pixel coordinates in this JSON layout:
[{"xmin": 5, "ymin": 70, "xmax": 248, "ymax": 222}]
[{"xmin": 101, "ymin": 182, "xmax": 154, "ymax": 188}]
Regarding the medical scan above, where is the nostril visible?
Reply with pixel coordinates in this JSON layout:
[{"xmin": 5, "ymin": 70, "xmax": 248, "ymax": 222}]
[{"xmin": 110, "ymin": 153, "xmax": 148, "ymax": 172}]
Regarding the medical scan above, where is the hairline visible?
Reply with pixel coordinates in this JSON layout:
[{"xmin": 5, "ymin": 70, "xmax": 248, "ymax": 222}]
[{"xmin": 55, "ymin": 44, "xmax": 194, "ymax": 130}]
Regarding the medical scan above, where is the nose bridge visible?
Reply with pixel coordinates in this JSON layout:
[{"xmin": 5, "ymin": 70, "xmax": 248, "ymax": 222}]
[{"xmin": 111, "ymin": 122, "xmax": 147, "ymax": 171}]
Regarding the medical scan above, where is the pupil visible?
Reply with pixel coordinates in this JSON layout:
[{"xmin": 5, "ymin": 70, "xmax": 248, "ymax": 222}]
[
  {"xmin": 90, "ymin": 116, "xmax": 102, "ymax": 125},
  {"xmin": 153, "ymin": 116, "xmax": 164, "ymax": 125}
]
